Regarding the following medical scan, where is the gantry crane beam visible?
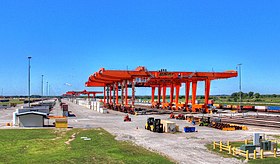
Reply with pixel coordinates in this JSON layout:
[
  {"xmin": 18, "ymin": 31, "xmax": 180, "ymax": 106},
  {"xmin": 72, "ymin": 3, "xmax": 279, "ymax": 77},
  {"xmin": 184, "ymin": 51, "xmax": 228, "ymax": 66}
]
[
  {"xmin": 85, "ymin": 81, "xmax": 105, "ymax": 87},
  {"xmin": 64, "ymin": 90, "xmax": 103, "ymax": 99}
]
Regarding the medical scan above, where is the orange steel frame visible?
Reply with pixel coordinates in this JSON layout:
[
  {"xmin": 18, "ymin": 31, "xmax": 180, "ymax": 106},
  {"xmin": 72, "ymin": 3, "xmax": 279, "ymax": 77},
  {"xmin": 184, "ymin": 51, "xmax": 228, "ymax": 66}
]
[
  {"xmin": 85, "ymin": 66, "xmax": 237, "ymax": 113},
  {"xmin": 65, "ymin": 90, "xmax": 103, "ymax": 99}
]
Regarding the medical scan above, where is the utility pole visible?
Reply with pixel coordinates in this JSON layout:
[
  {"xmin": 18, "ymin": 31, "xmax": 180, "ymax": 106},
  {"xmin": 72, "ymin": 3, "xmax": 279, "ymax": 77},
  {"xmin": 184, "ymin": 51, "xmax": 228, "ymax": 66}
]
[
  {"xmin": 41, "ymin": 75, "xmax": 44, "ymax": 102},
  {"xmin": 237, "ymin": 64, "xmax": 242, "ymax": 111},
  {"xmin": 48, "ymin": 84, "xmax": 50, "ymax": 97},
  {"xmin": 28, "ymin": 57, "xmax": 32, "ymax": 107},
  {"xmin": 46, "ymin": 82, "xmax": 48, "ymax": 98}
]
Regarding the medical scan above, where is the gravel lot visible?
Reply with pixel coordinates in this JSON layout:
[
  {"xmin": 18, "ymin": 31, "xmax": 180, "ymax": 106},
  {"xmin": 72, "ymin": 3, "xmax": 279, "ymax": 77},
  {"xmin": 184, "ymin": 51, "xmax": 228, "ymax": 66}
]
[{"xmin": 1, "ymin": 99, "xmax": 280, "ymax": 164}]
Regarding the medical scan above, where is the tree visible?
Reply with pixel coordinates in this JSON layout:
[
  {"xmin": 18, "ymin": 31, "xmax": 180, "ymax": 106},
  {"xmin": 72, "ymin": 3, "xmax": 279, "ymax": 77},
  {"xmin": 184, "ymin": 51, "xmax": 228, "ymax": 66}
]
[
  {"xmin": 231, "ymin": 92, "xmax": 238, "ymax": 98},
  {"xmin": 248, "ymin": 91, "xmax": 254, "ymax": 98},
  {"xmin": 254, "ymin": 93, "xmax": 260, "ymax": 98}
]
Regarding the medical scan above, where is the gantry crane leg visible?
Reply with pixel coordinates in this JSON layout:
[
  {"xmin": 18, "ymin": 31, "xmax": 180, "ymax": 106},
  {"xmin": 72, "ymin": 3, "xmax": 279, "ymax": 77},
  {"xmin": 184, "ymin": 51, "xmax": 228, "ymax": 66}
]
[
  {"xmin": 175, "ymin": 85, "xmax": 180, "ymax": 110},
  {"xmin": 204, "ymin": 79, "xmax": 211, "ymax": 113},
  {"xmin": 163, "ymin": 86, "xmax": 166, "ymax": 103},
  {"xmin": 151, "ymin": 87, "xmax": 155, "ymax": 103},
  {"xmin": 170, "ymin": 85, "xmax": 174, "ymax": 107},
  {"xmin": 192, "ymin": 81, "xmax": 197, "ymax": 112},
  {"xmin": 185, "ymin": 81, "xmax": 190, "ymax": 108},
  {"xmin": 115, "ymin": 82, "xmax": 118, "ymax": 105}
]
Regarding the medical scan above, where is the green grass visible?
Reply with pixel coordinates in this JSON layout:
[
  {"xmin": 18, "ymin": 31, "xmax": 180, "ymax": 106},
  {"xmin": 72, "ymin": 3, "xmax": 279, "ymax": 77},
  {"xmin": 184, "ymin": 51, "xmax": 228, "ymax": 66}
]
[
  {"xmin": 249, "ymin": 158, "xmax": 280, "ymax": 164},
  {"xmin": 0, "ymin": 128, "xmax": 173, "ymax": 164},
  {"xmin": 0, "ymin": 99, "xmax": 23, "ymax": 106}
]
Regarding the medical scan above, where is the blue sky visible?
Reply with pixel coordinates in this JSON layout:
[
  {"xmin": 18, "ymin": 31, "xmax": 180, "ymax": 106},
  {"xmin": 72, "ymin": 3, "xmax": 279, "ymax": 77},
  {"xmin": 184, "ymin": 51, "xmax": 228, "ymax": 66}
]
[{"xmin": 0, "ymin": 0, "xmax": 279, "ymax": 96}]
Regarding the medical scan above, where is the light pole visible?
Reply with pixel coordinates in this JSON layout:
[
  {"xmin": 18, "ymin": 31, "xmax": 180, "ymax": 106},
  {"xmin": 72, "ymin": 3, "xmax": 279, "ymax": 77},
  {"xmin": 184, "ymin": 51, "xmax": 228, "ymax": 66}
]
[
  {"xmin": 46, "ymin": 82, "xmax": 48, "ymax": 97},
  {"xmin": 41, "ymin": 75, "xmax": 44, "ymax": 102},
  {"xmin": 48, "ymin": 84, "xmax": 50, "ymax": 97},
  {"xmin": 28, "ymin": 57, "xmax": 32, "ymax": 107},
  {"xmin": 237, "ymin": 64, "xmax": 242, "ymax": 111}
]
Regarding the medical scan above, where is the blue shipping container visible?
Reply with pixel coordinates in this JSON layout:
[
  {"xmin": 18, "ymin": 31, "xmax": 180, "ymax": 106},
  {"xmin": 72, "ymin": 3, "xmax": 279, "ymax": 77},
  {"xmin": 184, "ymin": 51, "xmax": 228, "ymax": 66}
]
[
  {"xmin": 184, "ymin": 127, "xmax": 196, "ymax": 133},
  {"xmin": 267, "ymin": 106, "xmax": 280, "ymax": 110}
]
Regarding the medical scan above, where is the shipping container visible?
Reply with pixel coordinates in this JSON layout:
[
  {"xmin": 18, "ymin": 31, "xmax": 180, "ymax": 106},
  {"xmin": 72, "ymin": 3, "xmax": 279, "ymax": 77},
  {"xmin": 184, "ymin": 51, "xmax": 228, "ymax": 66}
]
[
  {"xmin": 208, "ymin": 100, "xmax": 214, "ymax": 105},
  {"xmin": 213, "ymin": 104, "xmax": 221, "ymax": 108},
  {"xmin": 243, "ymin": 106, "xmax": 255, "ymax": 111},
  {"xmin": 267, "ymin": 106, "xmax": 280, "ymax": 110},
  {"xmin": 226, "ymin": 105, "xmax": 232, "ymax": 109},
  {"xmin": 255, "ymin": 106, "xmax": 267, "ymax": 110},
  {"xmin": 232, "ymin": 105, "xmax": 238, "ymax": 109},
  {"xmin": 222, "ymin": 104, "xmax": 232, "ymax": 109},
  {"xmin": 267, "ymin": 106, "xmax": 280, "ymax": 113},
  {"xmin": 255, "ymin": 106, "xmax": 267, "ymax": 112}
]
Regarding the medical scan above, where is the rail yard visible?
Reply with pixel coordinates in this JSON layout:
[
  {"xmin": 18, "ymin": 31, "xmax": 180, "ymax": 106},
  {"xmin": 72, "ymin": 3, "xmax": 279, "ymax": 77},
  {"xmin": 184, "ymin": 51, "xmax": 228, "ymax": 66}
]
[{"xmin": 1, "ymin": 67, "xmax": 280, "ymax": 164}]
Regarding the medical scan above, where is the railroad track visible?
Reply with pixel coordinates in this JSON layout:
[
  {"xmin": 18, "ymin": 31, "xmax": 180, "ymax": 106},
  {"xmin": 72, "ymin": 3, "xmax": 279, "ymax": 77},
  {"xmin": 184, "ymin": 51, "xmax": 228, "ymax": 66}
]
[{"xmin": 214, "ymin": 116, "xmax": 280, "ymax": 128}]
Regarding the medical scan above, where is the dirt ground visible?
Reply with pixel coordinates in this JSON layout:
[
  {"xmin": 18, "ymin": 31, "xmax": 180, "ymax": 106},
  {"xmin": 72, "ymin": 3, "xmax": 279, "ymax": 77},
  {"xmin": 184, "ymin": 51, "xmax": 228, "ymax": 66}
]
[{"xmin": 1, "ymin": 99, "xmax": 280, "ymax": 164}]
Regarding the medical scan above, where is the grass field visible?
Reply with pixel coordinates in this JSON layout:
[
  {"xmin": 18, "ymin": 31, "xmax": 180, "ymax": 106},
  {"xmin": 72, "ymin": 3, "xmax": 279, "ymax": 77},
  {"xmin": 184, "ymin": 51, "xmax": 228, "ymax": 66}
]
[
  {"xmin": 206, "ymin": 140, "xmax": 280, "ymax": 164},
  {"xmin": 0, "ymin": 128, "xmax": 173, "ymax": 164},
  {"xmin": 0, "ymin": 99, "xmax": 23, "ymax": 106}
]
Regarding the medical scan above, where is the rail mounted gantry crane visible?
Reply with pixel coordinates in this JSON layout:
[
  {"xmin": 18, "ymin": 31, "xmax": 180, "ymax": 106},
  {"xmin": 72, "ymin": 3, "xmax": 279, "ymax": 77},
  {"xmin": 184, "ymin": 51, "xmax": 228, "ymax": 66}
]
[
  {"xmin": 85, "ymin": 66, "xmax": 237, "ymax": 113},
  {"xmin": 64, "ymin": 90, "xmax": 103, "ymax": 99}
]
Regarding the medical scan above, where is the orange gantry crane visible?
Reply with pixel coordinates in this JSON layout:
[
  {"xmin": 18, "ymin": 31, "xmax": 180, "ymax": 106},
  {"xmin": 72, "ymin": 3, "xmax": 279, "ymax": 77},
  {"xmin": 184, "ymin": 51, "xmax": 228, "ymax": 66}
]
[
  {"xmin": 85, "ymin": 66, "xmax": 237, "ymax": 113},
  {"xmin": 64, "ymin": 90, "xmax": 103, "ymax": 99}
]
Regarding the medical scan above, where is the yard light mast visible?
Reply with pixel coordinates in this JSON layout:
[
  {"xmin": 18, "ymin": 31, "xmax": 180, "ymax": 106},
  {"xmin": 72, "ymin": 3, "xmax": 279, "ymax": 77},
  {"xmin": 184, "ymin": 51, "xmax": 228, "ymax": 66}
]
[
  {"xmin": 237, "ymin": 64, "xmax": 242, "ymax": 110},
  {"xmin": 28, "ymin": 57, "xmax": 32, "ymax": 107},
  {"xmin": 41, "ymin": 75, "xmax": 44, "ymax": 103}
]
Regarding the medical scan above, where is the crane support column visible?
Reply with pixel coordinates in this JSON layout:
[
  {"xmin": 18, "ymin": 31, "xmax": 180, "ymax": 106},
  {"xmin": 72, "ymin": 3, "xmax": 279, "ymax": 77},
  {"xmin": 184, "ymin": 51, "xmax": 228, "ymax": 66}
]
[
  {"xmin": 115, "ymin": 82, "xmax": 118, "ymax": 104},
  {"xmin": 109, "ymin": 86, "xmax": 112, "ymax": 104},
  {"xmin": 204, "ymin": 79, "xmax": 211, "ymax": 113},
  {"xmin": 185, "ymin": 81, "xmax": 190, "ymax": 106},
  {"xmin": 125, "ymin": 80, "xmax": 128, "ymax": 105},
  {"xmin": 163, "ymin": 86, "xmax": 166, "ymax": 103},
  {"xmin": 175, "ymin": 85, "xmax": 180, "ymax": 110},
  {"xmin": 192, "ymin": 81, "xmax": 197, "ymax": 112},
  {"xmin": 113, "ymin": 84, "xmax": 116, "ymax": 105},
  {"xmin": 121, "ymin": 81, "xmax": 124, "ymax": 106},
  {"xmin": 106, "ymin": 86, "xmax": 110, "ymax": 104},
  {"xmin": 170, "ymin": 85, "xmax": 174, "ymax": 105},
  {"xmin": 151, "ymin": 86, "xmax": 155, "ymax": 103},
  {"xmin": 158, "ymin": 86, "xmax": 161, "ymax": 104},
  {"xmin": 103, "ymin": 86, "xmax": 106, "ymax": 104},
  {"xmin": 132, "ymin": 79, "xmax": 135, "ymax": 107}
]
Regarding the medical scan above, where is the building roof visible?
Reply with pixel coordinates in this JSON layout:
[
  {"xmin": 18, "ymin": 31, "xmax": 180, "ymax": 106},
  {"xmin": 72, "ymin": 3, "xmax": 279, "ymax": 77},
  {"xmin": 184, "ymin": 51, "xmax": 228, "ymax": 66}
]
[{"xmin": 16, "ymin": 111, "xmax": 48, "ymax": 118}]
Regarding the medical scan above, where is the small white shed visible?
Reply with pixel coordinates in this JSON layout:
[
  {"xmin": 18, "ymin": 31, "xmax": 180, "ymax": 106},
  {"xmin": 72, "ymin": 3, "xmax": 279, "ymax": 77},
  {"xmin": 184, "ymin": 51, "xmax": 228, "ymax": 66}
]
[{"xmin": 17, "ymin": 111, "xmax": 48, "ymax": 127}]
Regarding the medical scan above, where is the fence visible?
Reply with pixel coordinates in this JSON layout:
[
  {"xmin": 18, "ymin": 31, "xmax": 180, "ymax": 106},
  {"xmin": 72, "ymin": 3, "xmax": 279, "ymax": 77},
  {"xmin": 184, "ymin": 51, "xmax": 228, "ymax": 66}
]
[{"xmin": 213, "ymin": 140, "xmax": 278, "ymax": 160}]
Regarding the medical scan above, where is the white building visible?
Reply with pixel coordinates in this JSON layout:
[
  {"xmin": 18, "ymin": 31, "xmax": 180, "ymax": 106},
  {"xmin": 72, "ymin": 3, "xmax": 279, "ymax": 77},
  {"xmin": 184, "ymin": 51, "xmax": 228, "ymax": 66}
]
[{"xmin": 16, "ymin": 111, "xmax": 48, "ymax": 127}]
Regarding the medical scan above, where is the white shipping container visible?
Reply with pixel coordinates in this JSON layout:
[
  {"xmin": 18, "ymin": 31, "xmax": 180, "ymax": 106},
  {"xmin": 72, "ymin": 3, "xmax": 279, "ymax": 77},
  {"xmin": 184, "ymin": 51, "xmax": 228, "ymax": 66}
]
[
  {"xmin": 100, "ymin": 108, "xmax": 107, "ymax": 114},
  {"xmin": 255, "ymin": 106, "xmax": 267, "ymax": 110},
  {"xmin": 97, "ymin": 102, "xmax": 100, "ymax": 111},
  {"xmin": 94, "ymin": 102, "xmax": 97, "ymax": 110}
]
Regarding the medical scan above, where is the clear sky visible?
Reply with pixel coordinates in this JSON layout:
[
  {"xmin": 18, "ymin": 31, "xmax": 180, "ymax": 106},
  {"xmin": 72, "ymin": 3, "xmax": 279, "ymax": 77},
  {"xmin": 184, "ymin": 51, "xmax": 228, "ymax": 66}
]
[{"xmin": 0, "ymin": 0, "xmax": 279, "ymax": 96}]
